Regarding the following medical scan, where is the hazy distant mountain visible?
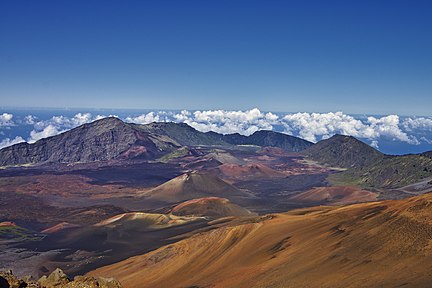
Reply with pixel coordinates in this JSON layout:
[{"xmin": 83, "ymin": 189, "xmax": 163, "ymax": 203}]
[
  {"xmin": 0, "ymin": 118, "xmax": 312, "ymax": 166},
  {"xmin": 222, "ymin": 130, "xmax": 313, "ymax": 152},
  {"xmin": 304, "ymin": 134, "xmax": 385, "ymax": 168}
]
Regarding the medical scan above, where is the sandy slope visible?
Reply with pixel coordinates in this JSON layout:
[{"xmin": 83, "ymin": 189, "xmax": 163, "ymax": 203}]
[
  {"xmin": 90, "ymin": 193, "xmax": 432, "ymax": 287},
  {"xmin": 171, "ymin": 197, "xmax": 257, "ymax": 218},
  {"xmin": 289, "ymin": 186, "xmax": 378, "ymax": 205},
  {"xmin": 143, "ymin": 172, "xmax": 252, "ymax": 202}
]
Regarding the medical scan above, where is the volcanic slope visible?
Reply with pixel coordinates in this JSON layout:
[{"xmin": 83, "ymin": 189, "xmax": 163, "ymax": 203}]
[
  {"xmin": 0, "ymin": 119, "xmax": 312, "ymax": 166},
  {"xmin": 143, "ymin": 172, "xmax": 252, "ymax": 203},
  {"xmin": 215, "ymin": 163, "xmax": 286, "ymax": 180},
  {"xmin": 354, "ymin": 153, "xmax": 432, "ymax": 188},
  {"xmin": 0, "ymin": 117, "xmax": 180, "ymax": 166},
  {"xmin": 171, "ymin": 197, "xmax": 257, "ymax": 218},
  {"xmin": 289, "ymin": 186, "xmax": 378, "ymax": 205},
  {"xmin": 140, "ymin": 122, "xmax": 313, "ymax": 151},
  {"xmin": 306, "ymin": 134, "xmax": 432, "ymax": 188},
  {"xmin": 304, "ymin": 134, "xmax": 384, "ymax": 168},
  {"xmin": 91, "ymin": 193, "xmax": 432, "ymax": 288},
  {"xmin": 26, "ymin": 212, "xmax": 208, "ymax": 277}
]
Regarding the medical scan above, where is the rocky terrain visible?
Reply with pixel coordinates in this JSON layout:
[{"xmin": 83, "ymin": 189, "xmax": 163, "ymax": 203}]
[
  {"xmin": 306, "ymin": 134, "xmax": 432, "ymax": 188},
  {"xmin": 91, "ymin": 192, "xmax": 432, "ymax": 288},
  {"xmin": 0, "ymin": 118, "xmax": 431, "ymax": 287},
  {"xmin": 0, "ymin": 118, "xmax": 312, "ymax": 166},
  {"xmin": 304, "ymin": 134, "xmax": 385, "ymax": 168},
  {"xmin": 0, "ymin": 268, "xmax": 121, "ymax": 288}
]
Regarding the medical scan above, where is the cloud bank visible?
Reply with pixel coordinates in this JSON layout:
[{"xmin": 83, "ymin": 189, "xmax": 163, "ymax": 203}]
[
  {"xmin": 0, "ymin": 109, "xmax": 431, "ymax": 152},
  {"xmin": 125, "ymin": 109, "xmax": 431, "ymax": 147}
]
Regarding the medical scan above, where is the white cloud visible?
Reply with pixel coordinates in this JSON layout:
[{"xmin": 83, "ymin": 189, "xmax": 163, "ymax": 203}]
[
  {"xmin": 420, "ymin": 137, "xmax": 432, "ymax": 144},
  {"xmin": 173, "ymin": 110, "xmax": 191, "ymax": 122},
  {"xmin": 29, "ymin": 113, "xmax": 112, "ymax": 143},
  {"xmin": 28, "ymin": 124, "xmax": 62, "ymax": 143},
  {"xmin": 282, "ymin": 112, "xmax": 369, "ymax": 142},
  {"xmin": 3, "ymin": 109, "xmax": 429, "ymax": 149},
  {"xmin": 281, "ymin": 112, "xmax": 419, "ymax": 145},
  {"xmin": 366, "ymin": 115, "xmax": 418, "ymax": 144},
  {"xmin": 370, "ymin": 140, "xmax": 379, "ymax": 149},
  {"xmin": 0, "ymin": 136, "xmax": 25, "ymax": 149},
  {"xmin": 180, "ymin": 108, "xmax": 278, "ymax": 135},
  {"xmin": 0, "ymin": 113, "xmax": 14, "ymax": 126},
  {"xmin": 126, "ymin": 112, "xmax": 161, "ymax": 124},
  {"xmin": 95, "ymin": 114, "xmax": 119, "ymax": 121},
  {"xmin": 24, "ymin": 115, "xmax": 36, "ymax": 125},
  {"xmin": 125, "ymin": 108, "xmax": 278, "ymax": 135},
  {"xmin": 402, "ymin": 117, "xmax": 432, "ymax": 132}
]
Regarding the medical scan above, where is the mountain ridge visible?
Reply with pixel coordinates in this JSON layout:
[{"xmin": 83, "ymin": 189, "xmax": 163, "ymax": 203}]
[
  {"xmin": 304, "ymin": 134, "xmax": 385, "ymax": 168},
  {"xmin": 0, "ymin": 118, "xmax": 312, "ymax": 166}
]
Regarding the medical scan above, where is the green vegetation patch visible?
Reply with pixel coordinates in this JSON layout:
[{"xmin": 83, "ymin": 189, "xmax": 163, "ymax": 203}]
[
  {"xmin": 0, "ymin": 226, "xmax": 44, "ymax": 242},
  {"xmin": 327, "ymin": 172, "xmax": 361, "ymax": 187},
  {"xmin": 158, "ymin": 147, "xmax": 190, "ymax": 162}
]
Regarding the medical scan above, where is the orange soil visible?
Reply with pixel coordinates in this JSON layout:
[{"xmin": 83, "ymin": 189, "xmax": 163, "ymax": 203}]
[
  {"xmin": 90, "ymin": 193, "xmax": 432, "ymax": 287},
  {"xmin": 290, "ymin": 186, "xmax": 378, "ymax": 205},
  {"xmin": 0, "ymin": 221, "xmax": 16, "ymax": 227},
  {"xmin": 41, "ymin": 222, "xmax": 81, "ymax": 234},
  {"xmin": 171, "ymin": 197, "xmax": 256, "ymax": 217}
]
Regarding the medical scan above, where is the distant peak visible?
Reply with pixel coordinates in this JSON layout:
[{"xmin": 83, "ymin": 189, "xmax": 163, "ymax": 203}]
[
  {"xmin": 330, "ymin": 134, "xmax": 352, "ymax": 139},
  {"xmin": 93, "ymin": 116, "xmax": 123, "ymax": 123},
  {"xmin": 252, "ymin": 130, "xmax": 275, "ymax": 135},
  {"xmin": 148, "ymin": 122, "xmax": 192, "ymax": 128}
]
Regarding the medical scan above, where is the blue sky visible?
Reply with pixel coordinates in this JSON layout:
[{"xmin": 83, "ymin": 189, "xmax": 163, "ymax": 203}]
[{"xmin": 1, "ymin": 1, "xmax": 431, "ymax": 115}]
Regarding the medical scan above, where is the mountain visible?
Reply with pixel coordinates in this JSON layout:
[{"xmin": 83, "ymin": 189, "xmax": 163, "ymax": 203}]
[
  {"xmin": 141, "ymin": 122, "xmax": 313, "ymax": 151},
  {"xmin": 0, "ymin": 117, "xmax": 181, "ymax": 166},
  {"xmin": 304, "ymin": 134, "xmax": 385, "ymax": 168},
  {"xmin": 0, "ymin": 118, "xmax": 312, "ymax": 166},
  {"xmin": 421, "ymin": 151, "xmax": 432, "ymax": 159},
  {"xmin": 139, "ymin": 122, "xmax": 228, "ymax": 146},
  {"xmin": 222, "ymin": 130, "xmax": 313, "ymax": 152},
  {"xmin": 307, "ymin": 135, "xmax": 432, "ymax": 188},
  {"xmin": 171, "ymin": 197, "xmax": 257, "ymax": 218},
  {"xmin": 143, "ymin": 172, "xmax": 252, "ymax": 202},
  {"xmin": 350, "ymin": 153, "xmax": 432, "ymax": 188},
  {"xmin": 90, "ymin": 192, "xmax": 432, "ymax": 288}
]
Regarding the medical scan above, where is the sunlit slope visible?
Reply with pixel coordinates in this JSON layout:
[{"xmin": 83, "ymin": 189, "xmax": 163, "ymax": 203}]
[
  {"xmin": 91, "ymin": 193, "xmax": 432, "ymax": 287},
  {"xmin": 143, "ymin": 172, "xmax": 252, "ymax": 202},
  {"xmin": 171, "ymin": 197, "xmax": 257, "ymax": 218}
]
